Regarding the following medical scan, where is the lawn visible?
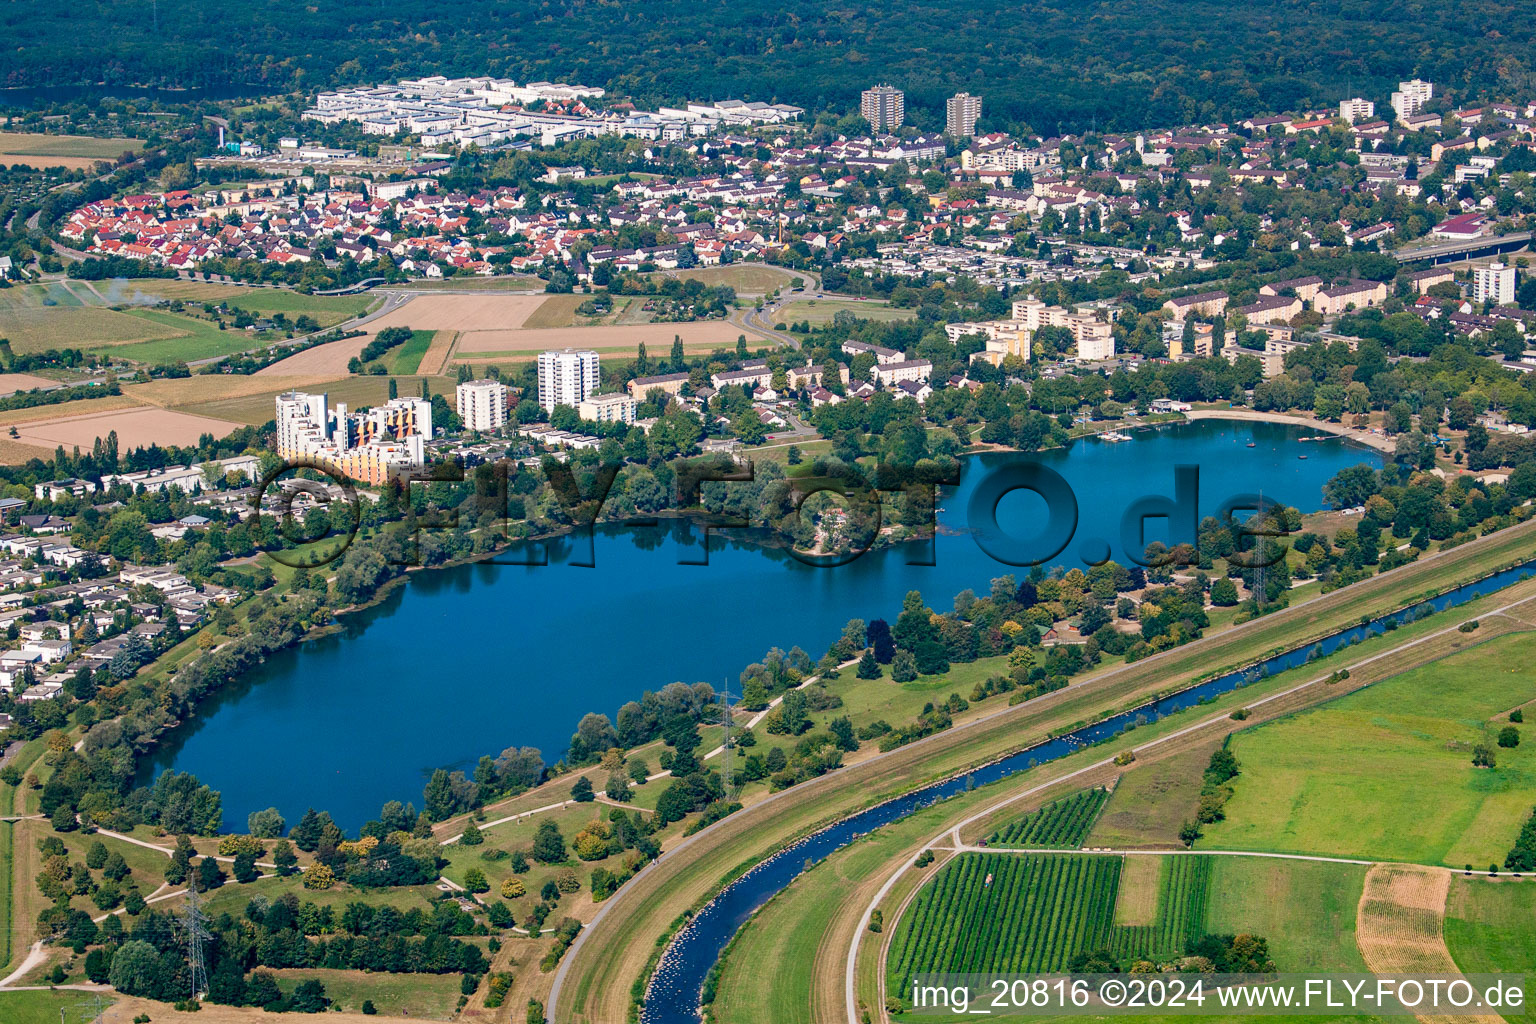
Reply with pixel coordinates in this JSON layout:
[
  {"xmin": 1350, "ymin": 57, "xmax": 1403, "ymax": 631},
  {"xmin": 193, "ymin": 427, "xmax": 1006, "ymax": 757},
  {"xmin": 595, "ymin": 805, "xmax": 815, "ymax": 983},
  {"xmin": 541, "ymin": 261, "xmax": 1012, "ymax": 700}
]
[
  {"xmin": 267, "ymin": 968, "xmax": 464, "ymax": 1018},
  {"xmin": 1444, "ymin": 876, "xmax": 1536, "ymax": 1023},
  {"xmin": 0, "ymin": 991, "xmax": 109, "ymax": 1024},
  {"xmin": 772, "ymin": 298, "xmax": 915, "ymax": 327},
  {"xmin": 1202, "ymin": 631, "xmax": 1536, "ymax": 867}
]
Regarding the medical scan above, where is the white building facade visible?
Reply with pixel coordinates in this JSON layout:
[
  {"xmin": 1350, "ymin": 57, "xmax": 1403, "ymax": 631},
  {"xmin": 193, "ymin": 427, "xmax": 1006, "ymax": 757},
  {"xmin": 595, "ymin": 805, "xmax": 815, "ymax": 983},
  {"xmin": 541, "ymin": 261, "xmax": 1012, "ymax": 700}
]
[
  {"xmin": 1473, "ymin": 262, "xmax": 1516, "ymax": 306},
  {"xmin": 537, "ymin": 349, "xmax": 600, "ymax": 412},
  {"xmin": 456, "ymin": 379, "xmax": 509, "ymax": 431}
]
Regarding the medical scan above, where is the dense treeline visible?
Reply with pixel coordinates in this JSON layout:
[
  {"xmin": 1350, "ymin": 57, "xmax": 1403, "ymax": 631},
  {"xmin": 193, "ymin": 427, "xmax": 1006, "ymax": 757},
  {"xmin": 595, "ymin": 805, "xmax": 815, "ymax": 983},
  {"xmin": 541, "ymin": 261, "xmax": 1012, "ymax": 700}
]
[{"xmin": 3, "ymin": 2, "xmax": 1535, "ymax": 134}]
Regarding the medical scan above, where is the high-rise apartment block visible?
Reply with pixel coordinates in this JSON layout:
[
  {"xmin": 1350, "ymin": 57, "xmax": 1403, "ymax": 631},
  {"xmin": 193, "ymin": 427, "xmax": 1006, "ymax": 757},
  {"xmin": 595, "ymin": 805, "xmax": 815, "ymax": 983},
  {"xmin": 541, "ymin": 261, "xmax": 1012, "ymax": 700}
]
[
  {"xmin": 275, "ymin": 391, "xmax": 431, "ymax": 485},
  {"xmin": 946, "ymin": 92, "xmax": 982, "ymax": 138},
  {"xmin": 537, "ymin": 349, "xmax": 600, "ymax": 412},
  {"xmin": 456, "ymin": 379, "xmax": 509, "ymax": 432},
  {"xmin": 861, "ymin": 84, "xmax": 905, "ymax": 131},
  {"xmin": 1338, "ymin": 97, "xmax": 1375, "ymax": 124},
  {"xmin": 1391, "ymin": 79, "xmax": 1433, "ymax": 121},
  {"xmin": 1473, "ymin": 262, "xmax": 1516, "ymax": 306}
]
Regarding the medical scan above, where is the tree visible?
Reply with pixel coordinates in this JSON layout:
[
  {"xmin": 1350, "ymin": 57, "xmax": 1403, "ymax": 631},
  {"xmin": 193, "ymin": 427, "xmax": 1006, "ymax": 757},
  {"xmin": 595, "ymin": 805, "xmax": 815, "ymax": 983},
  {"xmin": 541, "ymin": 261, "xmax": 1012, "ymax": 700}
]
[
  {"xmin": 108, "ymin": 940, "xmax": 171, "ymax": 998},
  {"xmin": 272, "ymin": 840, "xmax": 298, "ymax": 876},
  {"xmin": 570, "ymin": 777, "xmax": 595, "ymax": 802},
  {"xmin": 866, "ymin": 619, "xmax": 896, "ymax": 662},
  {"xmin": 890, "ymin": 649, "xmax": 919, "ymax": 682},
  {"xmin": 1209, "ymin": 578, "xmax": 1239, "ymax": 606},
  {"xmin": 461, "ymin": 821, "xmax": 485, "ymax": 845},
  {"xmin": 856, "ymin": 649, "xmax": 881, "ymax": 679},
  {"xmin": 463, "ymin": 866, "xmax": 490, "ymax": 893},
  {"xmin": 1498, "ymin": 726, "xmax": 1521, "ymax": 748},
  {"xmin": 424, "ymin": 768, "xmax": 456, "ymax": 821},
  {"xmin": 233, "ymin": 851, "xmax": 259, "ymax": 884},
  {"xmin": 247, "ymin": 807, "xmax": 286, "ymax": 838},
  {"xmin": 196, "ymin": 855, "xmax": 227, "ymax": 891},
  {"xmin": 532, "ymin": 820, "xmax": 566, "ymax": 863}
]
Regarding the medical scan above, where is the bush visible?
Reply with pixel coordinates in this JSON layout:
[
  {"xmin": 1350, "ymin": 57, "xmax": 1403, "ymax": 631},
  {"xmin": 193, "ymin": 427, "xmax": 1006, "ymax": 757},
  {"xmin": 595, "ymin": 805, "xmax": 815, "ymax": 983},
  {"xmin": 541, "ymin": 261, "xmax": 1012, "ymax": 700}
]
[
  {"xmin": 1499, "ymin": 726, "xmax": 1521, "ymax": 748},
  {"xmin": 1512, "ymin": 709, "xmax": 1525, "ymax": 723}
]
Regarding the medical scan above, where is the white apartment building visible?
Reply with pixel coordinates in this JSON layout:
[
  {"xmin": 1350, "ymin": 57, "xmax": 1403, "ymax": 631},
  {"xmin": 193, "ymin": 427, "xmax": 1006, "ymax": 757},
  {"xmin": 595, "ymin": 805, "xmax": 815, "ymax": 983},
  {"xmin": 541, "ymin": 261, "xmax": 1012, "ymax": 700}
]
[
  {"xmin": 1391, "ymin": 79, "xmax": 1433, "ymax": 121},
  {"xmin": 861, "ymin": 85, "xmax": 905, "ymax": 131},
  {"xmin": 578, "ymin": 391, "xmax": 637, "ymax": 425},
  {"xmin": 872, "ymin": 359, "xmax": 932, "ymax": 386},
  {"xmin": 456, "ymin": 379, "xmax": 509, "ymax": 432},
  {"xmin": 1473, "ymin": 262, "xmax": 1516, "ymax": 306},
  {"xmin": 1338, "ymin": 97, "xmax": 1375, "ymax": 124},
  {"xmin": 275, "ymin": 391, "xmax": 431, "ymax": 485},
  {"xmin": 946, "ymin": 93, "xmax": 982, "ymax": 138},
  {"xmin": 537, "ymin": 349, "xmax": 600, "ymax": 412}
]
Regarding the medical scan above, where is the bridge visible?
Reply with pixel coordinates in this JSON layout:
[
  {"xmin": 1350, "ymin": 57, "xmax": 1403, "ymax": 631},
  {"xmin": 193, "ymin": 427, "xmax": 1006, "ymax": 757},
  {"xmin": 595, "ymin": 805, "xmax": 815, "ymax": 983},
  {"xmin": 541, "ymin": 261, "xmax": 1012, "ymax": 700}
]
[{"xmin": 1394, "ymin": 231, "xmax": 1532, "ymax": 265}]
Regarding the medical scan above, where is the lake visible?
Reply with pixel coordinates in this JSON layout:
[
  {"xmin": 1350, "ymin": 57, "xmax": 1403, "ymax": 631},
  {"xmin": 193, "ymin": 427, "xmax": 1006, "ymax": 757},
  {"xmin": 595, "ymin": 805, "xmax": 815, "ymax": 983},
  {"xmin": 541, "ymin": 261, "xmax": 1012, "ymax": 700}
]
[{"xmin": 141, "ymin": 419, "xmax": 1382, "ymax": 828}]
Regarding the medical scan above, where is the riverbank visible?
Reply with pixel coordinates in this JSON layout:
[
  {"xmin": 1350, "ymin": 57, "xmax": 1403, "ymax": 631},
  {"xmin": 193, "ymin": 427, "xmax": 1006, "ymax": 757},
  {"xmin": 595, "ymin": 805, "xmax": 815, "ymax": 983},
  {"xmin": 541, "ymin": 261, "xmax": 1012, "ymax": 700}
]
[{"xmin": 1181, "ymin": 406, "xmax": 1396, "ymax": 454}]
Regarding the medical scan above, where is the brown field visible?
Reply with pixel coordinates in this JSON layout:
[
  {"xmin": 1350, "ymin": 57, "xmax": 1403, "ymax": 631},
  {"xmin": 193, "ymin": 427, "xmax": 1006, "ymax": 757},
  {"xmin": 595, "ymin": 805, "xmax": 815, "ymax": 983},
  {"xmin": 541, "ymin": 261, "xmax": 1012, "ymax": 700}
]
[
  {"xmin": 12, "ymin": 406, "xmax": 245, "ymax": 450},
  {"xmin": 1355, "ymin": 864, "xmax": 1500, "ymax": 1024},
  {"xmin": 256, "ymin": 334, "xmax": 376, "ymax": 376},
  {"xmin": 0, "ymin": 372, "xmax": 60, "ymax": 395},
  {"xmin": 416, "ymin": 330, "xmax": 457, "ymax": 376},
  {"xmin": 1111, "ymin": 855, "xmax": 1162, "ymax": 926},
  {"xmin": 101, "ymin": 994, "xmax": 423, "ymax": 1024},
  {"xmin": 125, "ymin": 374, "xmax": 342, "ymax": 409},
  {"xmin": 0, "ymin": 131, "xmax": 140, "ymax": 157},
  {"xmin": 178, "ymin": 374, "xmax": 455, "ymax": 426},
  {"xmin": 660, "ymin": 264, "xmax": 803, "ymax": 294},
  {"xmin": 453, "ymin": 321, "xmax": 740, "ymax": 360},
  {"xmin": 0, "ymin": 437, "xmax": 53, "ymax": 463},
  {"xmin": 369, "ymin": 293, "xmax": 544, "ymax": 333},
  {"xmin": 0, "ymin": 393, "xmax": 144, "ymax": 428}
]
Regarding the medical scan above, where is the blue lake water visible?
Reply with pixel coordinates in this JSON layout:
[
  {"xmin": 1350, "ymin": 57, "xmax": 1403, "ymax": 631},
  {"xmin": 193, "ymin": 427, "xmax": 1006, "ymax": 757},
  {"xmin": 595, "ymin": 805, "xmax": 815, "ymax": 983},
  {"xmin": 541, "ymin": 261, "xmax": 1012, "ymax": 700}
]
[{"xmin": 142, "ymin": 419, "xmax": 1381, "ymax": 829}]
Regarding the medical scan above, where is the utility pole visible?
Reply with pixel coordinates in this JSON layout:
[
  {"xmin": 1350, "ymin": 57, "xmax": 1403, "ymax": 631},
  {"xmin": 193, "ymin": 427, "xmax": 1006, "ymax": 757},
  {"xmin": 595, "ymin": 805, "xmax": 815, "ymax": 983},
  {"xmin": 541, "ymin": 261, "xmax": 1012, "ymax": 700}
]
[{"xmin": 177, "ymin": 884, "xmax": 210, "ymax": 1000}]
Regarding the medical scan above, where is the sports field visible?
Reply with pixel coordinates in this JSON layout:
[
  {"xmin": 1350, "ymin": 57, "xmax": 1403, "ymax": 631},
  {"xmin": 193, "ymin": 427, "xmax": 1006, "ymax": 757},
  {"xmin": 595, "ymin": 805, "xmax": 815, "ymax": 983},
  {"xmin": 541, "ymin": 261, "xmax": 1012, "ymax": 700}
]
[{"xmin": 1202, "ymin": 632, "xmax": 1536, "ymax": 867}]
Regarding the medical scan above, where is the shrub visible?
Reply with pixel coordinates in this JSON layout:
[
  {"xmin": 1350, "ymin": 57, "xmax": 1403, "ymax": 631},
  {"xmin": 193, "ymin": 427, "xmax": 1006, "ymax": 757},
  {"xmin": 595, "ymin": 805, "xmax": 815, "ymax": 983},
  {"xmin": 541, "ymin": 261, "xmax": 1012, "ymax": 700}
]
[
  {"xmin": 502, "ymin": 877, "xmax": 526, "ymax": 899},
  {"xmin": 1512, "ymin": 709, "xmax": 1525, "ymax": 723},
  {"xmin": 302, "ymin": 864, "xmax": 335, "ymax": 890},
  {"xmin": 1499, "ymin": 726, "xmax": 1521, "ymax": 749}
]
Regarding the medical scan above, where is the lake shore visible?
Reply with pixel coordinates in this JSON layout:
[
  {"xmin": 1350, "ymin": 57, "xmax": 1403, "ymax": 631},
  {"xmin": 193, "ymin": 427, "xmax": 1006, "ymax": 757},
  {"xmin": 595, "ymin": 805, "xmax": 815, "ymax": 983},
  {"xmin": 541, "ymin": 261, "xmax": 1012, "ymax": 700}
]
[{"xmin": 1181, "ymin": 407, "xmax": 1396, "ymax": 454}]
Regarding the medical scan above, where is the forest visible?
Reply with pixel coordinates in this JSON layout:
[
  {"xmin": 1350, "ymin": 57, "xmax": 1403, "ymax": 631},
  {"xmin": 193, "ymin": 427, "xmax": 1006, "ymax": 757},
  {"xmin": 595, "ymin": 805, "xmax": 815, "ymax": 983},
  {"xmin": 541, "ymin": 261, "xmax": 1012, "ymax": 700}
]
[{"xmin": 3, "ymin": 1, "xmax": 1536, "ymax": 134}]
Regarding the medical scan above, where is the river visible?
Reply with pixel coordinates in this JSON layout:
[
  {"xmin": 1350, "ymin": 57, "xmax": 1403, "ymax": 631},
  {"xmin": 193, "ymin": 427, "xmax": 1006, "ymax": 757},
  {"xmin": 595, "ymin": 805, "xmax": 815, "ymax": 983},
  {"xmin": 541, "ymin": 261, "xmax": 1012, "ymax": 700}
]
[{"xmin": 140, "ymin": 419, "xmax": 1380, "ymax": 828}]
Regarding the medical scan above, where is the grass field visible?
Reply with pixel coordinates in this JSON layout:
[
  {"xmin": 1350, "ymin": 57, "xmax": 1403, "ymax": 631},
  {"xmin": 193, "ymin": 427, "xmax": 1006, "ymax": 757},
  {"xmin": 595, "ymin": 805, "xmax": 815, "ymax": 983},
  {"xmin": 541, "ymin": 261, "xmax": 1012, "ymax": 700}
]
[
  {"xmin": 1205, "ymin": 857, "xmax": 1370, "ymax": 971},
  {"xmin": 773, "ymin": 298, "xmax": 915, "ymax": 326},
  {"xmin": 1444, "ymin": 877, "xmax": 1536, "ymax": 1023},
  {"xmin": 106, "ymin": 309, "xmax": 266, "ymax": 363},
  {"xmin": 0, "ymin": 305, "xmax": 185, "ymax": 353},
  {"xmin": 0, "ymin": 132, "xmax": 139, "ymax": 157},
  {"xmin": 1105, "ymin": 855, "xmax": 1210, "ymax": 961},
  {"xmin": 1088, "ymin": 741, "xmax": 1224, "ymax": 849},
  {"xmin": 1110, "ymin": 854, "xmax": 1160, "ymax": 925},
  {"xmin": 989, "ymin": 788, "xmax": 1109, "ymax": 848},
  {"xmin": 266, "ymin": 968, "xmax": 463, "ymax": 1018},
  {"xmin": 520, "ymin": 293, "xmax": 651, "ymax": 330},
  {"xmin": 104, "ymin": 279, "xmax": 371, "ymax": 325},
  {"xmin": 1202, "ymin": 631, "xmax": 1536, "ymax": 867},
  {"xmin": 0, "ymin": 991, "xmax": 105, "ymax": 1024},
  {"xmin": 660, "ymin": 265, "xmax": 805, "ymax": 294},
  {"xmin": 0, "ymin": 820, "xmax": 12, "ymax": 971},
  {"xmin": 384, "ymin": 330, "xmax": 435, "ymax": 374}
]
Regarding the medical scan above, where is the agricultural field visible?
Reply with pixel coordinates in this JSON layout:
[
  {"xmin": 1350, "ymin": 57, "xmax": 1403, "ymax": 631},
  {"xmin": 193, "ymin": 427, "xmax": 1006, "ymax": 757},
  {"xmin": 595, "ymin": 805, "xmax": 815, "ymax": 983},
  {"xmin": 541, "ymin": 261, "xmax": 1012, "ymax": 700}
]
[
  {"xmin": 104, "ymin": 279, "xmax": 373, "ymax": 327},
  {"xmin": 451, "ymin": 320, "xmax": 738, "ymax": 362},
  {"xmin": 0, "ymin": 131, "xmax": 139, "ymax": 169},
  {"xmin": 988, "ymin": 788, "xmax": 1110, "ymax": 848},
  {"xmin": 773, "ymin": 298, "xmax": 915, "ymax": 326},
  {"xmin": 384, "ymin": 329, "xmax": 436, "ymax": 374},
  {"xmin": 1204, "ymin": 857, "xmax": 1370, "ymax": 972},
  {"xmin": 886, "ymin": 853, "xmax": 1123, "ymax": 992},
  {"xmin": 0, "ymin": 305, "xmax": 186, "ymax": 354},
  {"xmin": 1102, "ymin": 855, "xmax": 1210, "ymax": 961},
  {"xmin": 0, "ymin": 372, "xmax": 62, "ymax": 394},
  {"xmin": 168, "ymin": 374, "xmax": 455, "ymax": 425},
  {"xmin": 520, "ymin": 293, "xmax": 650, "ymax": 329},
  {"xmin": 0, "ymin": 991, "xmax": 102, "ymax": 1024},
  {"xmin": 1202, "ymin": 631, "xmax": 1536, "ymax": 867},
  {"xmin": 1087, "ymin": 741, "xmax": 1225, "ymax": 849},
  {"xmin": 1444, "ymin": 877, "xmax": 1536, "ymax": 1022},
  {"xmin": 10, "ymin": 404, "xmax": 245, "ymax": 450}
]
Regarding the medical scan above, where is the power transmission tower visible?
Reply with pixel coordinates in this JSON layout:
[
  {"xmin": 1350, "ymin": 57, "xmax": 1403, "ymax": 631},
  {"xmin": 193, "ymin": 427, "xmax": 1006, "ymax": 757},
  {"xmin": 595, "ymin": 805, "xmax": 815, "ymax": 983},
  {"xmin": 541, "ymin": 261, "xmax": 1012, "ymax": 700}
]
[
  {"xmin": 177, "ymin": 884, "xmax": 211, "ymax": 999},
  {"xmin": 718, "ymin": 683, "xmax": 736, "ymax": 796},
  {"xmin": 1252, "ymin": 490, "xmax": 1267, "ymax": 609},
  {"xmin": 67, "ymin": 993, "xmax": 112, "ymax": 1024}
]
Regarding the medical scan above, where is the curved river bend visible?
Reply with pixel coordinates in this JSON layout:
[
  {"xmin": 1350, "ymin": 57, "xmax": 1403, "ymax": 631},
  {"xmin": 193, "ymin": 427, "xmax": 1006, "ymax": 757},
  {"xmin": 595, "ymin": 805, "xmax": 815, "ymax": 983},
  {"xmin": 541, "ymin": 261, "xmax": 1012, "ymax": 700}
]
[{"xmin": 637, "ymin": 559, "xmax": 1536, "ymax": 1023}]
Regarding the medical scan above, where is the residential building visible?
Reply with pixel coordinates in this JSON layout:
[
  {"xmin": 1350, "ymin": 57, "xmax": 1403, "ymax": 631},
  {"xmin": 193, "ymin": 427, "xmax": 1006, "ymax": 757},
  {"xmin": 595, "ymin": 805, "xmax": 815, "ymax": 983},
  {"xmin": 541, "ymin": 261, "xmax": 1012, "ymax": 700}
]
[
  {"xmin": 861, "ymin": 85, "xmax": 905, "ymax": 131},
  {"xmin": 1473, "ymin": 262, "xmax": 1516, "ymax": 306},
  {"xmin": 1162, "ymin": 291, "xmax": 1229, "ymax": 318},
  {"xmin": 1260, "ymin": 276, "xmax": 1325, "ymax": 303},
  {"xmin": 537, "ymin": 349, "xmax": 600, "ymax": 411},
  {"xmin": 946, "ymin": 93, "xmax": 982, "ymax": 138},
  {"xmin": 627, "ymin": 372, "xmax": 691, "ymax": 401},
  {"xmin": 456, "ymin": 379, "xmax": 509, "ymax": 432},
  {"xmin": 1237, "ymin": 294, "xmax": 1302, "ymax": 325},
  {"xmin": 578, "ymin": 391, "xmax": 637, "ymax": 425},
  {"xmin": 872, "ymin": 359, "xmax": 932, "ymax": 386},
  {"xmin": 1391, "ymin": 79, "xmax": 1433, "ymax": 121},
  {"xmin": 275, "ymin": 391, "xmax": 431, "ymax": 485},
  {"xmin": 1338, "ymin": 97, "xmax": 1376, "ymax": 124},
  {"xmin": 1314, "ymin": 280, "xmax": 1388, "ymax": 315}
]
